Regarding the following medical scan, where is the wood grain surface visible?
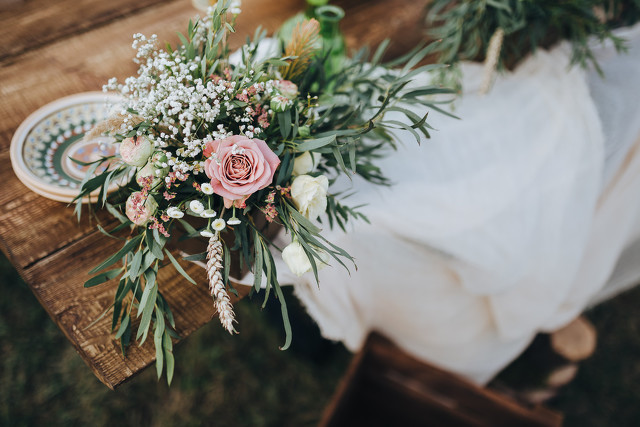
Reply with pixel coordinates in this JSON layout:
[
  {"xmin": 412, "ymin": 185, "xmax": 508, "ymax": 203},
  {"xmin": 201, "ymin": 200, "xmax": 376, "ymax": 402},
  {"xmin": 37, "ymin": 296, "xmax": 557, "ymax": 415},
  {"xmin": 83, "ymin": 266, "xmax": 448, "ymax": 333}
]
[
  {"xmin": 321, "ymin": 333, "xmax": 563, "ymax": 426},
  {"xmin": 0, "ymin": 0, "xmax": 176, "ymax": 61},
  {"xmin": 0, "ymin": 0, "xmax": 429, "ymax": 388}
]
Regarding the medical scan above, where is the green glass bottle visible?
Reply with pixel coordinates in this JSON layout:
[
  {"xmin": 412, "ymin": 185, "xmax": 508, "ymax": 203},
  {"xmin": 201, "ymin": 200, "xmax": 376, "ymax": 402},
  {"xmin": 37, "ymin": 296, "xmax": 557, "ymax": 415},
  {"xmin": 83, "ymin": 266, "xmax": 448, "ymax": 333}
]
[
  {"xmin": 278, "ymin": 0, "xmax": 330, "ymax": 44},
  {"xmin": 316, "ymin": 5, "xmax": 345, "ymax": 78}
]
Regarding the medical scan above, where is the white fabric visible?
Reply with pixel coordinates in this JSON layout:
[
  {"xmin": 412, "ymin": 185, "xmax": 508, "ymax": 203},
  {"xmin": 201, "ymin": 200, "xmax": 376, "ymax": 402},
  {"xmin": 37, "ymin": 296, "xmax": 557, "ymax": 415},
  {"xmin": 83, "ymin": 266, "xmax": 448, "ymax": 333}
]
[{"xmin": 253, "ymin": 24, "xmax": 640, "ymax": 384}]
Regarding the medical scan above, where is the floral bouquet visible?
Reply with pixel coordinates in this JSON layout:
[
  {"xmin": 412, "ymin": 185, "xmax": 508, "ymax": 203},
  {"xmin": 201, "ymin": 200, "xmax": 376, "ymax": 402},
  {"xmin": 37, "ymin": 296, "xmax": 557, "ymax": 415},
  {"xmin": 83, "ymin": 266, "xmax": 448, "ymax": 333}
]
[{"xmin": 75, "ymin": 1, "xmax": 451, "ymax": 383}]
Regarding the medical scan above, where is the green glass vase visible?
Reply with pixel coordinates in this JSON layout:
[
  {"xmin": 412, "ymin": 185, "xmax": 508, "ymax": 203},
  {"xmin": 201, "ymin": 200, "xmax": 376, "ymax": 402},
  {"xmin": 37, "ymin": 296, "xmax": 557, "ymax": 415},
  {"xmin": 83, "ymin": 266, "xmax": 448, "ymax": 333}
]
[
  {"xmin": 278, "ymin": 0, "xmax": 330, "ymax": 44},
  {"xmin": 316, "ymin": 5, "xmax": 345, "ymax": 78}
]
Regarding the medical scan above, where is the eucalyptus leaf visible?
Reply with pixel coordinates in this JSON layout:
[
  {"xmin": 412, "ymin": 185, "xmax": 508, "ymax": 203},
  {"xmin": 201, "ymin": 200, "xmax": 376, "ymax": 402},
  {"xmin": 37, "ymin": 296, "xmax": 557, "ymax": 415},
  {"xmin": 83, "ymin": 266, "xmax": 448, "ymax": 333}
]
[
  {"xmin": 154, "ymin": 310, "xmax": 165, "ymax": 378},
  {"xmin": 115, "ymin": 314, "xmax": 130, "ymax": 339},
  {"xmin": 253, "ymin": 233, "xmax": 263, "ymax": 292},
  {"xmin": 164, "ymin": 332, "xmax": 175, "ymax": 385},
  {"xmin": 137, "ymin": 269, "xmax": 157, "ymax": 318},
  {"xmin": 128, "ymin": 250, "xmax": 143, "ymax": 279},
  {"xmin": 178, "ymin": 218, "xmax": 198, "ymax": 235},
  {"xmin": 165, "ymin": 249, "xmax": 197, "ymax": 285},
  {"xmin": 83, "ymin": 268, "xmax": 122, "ymax": 288},
  {"xmin": 137, "ymin": 281, "xmax": 158, "ymax": 344},
  {"xmin": 182, "ymin": 252, "xmax": 207, "ymax": 262},
  {"xmin": 277, "ymin": 111, "xmax": 292, "ymax": 139},
  {"xmin": 273, "ymin": 281, "xmax": 292, "ymax": 351},
  {"xmin": 295, "ymin": 135, "xmax": 336, "ymax": 152},
  {"xmin": 89, "ymin": 234, "xmax": 142, "ymax": 274}
]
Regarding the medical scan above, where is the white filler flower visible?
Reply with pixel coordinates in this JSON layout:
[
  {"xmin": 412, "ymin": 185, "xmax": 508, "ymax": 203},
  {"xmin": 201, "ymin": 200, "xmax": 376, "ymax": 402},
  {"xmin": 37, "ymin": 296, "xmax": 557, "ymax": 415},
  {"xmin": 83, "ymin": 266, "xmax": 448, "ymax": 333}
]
[
  {"xmin": 212, "ymin": 218, "xmax": 226, "ymax": 231},
  {"xmin": 200, "ymin": 209, "xmax": 217, "ymax": 218},
  {"xmin": 201, "ymin": 183, "xmax": 214, "ymax": 195},
  {"xmin": 227, "ymin": 217, "xmax": 241, "ymax": 225},
  {"xmin": 200, "ymin": 230, "xmax": 215, "ymax": 238},
  {"xmin": 189, "ymin": 200, "xmax": 205, "ymax": 214},
  {"xmin": 166, "ymin": 206, "xmax": 184, "ymax": 219}
]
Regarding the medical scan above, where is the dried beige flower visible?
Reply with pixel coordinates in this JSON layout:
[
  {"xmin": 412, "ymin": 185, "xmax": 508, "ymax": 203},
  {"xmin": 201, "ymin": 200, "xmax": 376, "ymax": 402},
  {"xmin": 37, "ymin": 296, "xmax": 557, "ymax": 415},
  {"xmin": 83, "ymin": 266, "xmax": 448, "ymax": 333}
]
[
  {"xmin": 280, "ymin": 19, "xmax": 320, "ymax": 81},
  {"xmin": 206, "ymin": 233, "xmax": 236, "ymax": 333}
]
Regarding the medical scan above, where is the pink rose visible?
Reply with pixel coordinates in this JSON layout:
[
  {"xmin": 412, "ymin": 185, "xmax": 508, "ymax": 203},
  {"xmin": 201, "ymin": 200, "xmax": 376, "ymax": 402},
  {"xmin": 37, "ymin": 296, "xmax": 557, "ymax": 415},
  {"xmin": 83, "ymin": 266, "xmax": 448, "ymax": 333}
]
[{"xmin": 203, "ymin": 135, "xmax": 280, "ymax": 208}]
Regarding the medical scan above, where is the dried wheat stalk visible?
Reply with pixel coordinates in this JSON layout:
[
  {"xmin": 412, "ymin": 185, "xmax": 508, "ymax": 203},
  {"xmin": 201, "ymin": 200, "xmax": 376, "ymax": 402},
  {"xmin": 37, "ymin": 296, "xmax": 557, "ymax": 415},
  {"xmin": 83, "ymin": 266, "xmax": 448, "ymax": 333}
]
[
  {"xmin": 206, "ymin": 233, "xmax": 236, "ymax": 333},
  {"xmin": 480, "ymin": 27, "xmax": 504, "ymax": 95},
  {"xmin": 280, "ymin": 19, "xmax": 320, "ymax": 81}
]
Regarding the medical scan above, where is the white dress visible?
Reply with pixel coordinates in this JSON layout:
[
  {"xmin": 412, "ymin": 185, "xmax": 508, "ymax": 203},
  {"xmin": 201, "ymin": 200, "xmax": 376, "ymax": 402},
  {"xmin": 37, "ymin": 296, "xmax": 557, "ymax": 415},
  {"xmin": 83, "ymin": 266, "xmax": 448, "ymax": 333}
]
[{"xmin": 256, "ymin": 24, "xmax": 640, "ymax": 384}]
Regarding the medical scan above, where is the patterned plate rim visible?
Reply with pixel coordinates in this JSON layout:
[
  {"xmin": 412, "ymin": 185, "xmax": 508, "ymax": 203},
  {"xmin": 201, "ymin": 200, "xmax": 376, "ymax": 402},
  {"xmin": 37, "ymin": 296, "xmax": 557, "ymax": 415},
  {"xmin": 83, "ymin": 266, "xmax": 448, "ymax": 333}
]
[{"xmin": 10, "ymin": 91, "xmax": 123, "ymax": 201}]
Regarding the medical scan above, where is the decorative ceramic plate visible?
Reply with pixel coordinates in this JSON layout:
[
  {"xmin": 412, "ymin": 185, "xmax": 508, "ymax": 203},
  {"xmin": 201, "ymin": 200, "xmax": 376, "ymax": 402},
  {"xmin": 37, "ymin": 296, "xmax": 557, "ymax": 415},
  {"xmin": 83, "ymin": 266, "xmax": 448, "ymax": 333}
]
[{"xmin": 10, "ymin": 92, "xmax": 123, "ymax": 203}]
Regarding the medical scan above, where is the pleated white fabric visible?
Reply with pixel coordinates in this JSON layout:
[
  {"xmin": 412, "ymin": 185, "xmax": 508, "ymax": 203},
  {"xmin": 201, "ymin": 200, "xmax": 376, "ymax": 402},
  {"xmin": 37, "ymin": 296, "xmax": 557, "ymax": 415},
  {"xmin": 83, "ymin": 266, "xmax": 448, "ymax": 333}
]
[{"xmin": 250, "ymin": 24, "xmax": 640, "ymax": 384}]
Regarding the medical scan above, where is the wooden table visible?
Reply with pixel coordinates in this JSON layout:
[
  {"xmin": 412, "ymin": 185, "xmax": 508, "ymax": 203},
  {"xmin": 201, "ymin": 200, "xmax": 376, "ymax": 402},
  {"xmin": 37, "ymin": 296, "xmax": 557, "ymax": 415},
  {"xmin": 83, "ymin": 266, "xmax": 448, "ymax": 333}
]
[{"xmin": 0, "ymin": 0, "xmax": 427, "ymax": 389}]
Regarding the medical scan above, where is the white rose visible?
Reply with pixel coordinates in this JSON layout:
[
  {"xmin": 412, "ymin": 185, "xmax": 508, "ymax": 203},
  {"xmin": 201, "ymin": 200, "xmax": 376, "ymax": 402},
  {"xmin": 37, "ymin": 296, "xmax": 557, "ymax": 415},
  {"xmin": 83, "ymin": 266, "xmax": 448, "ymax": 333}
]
[
  {"xmin": 292, "ymin": 152, "xmax": 317, "ymax": 176},
  {"xmin": 282, "ymin": 241, "xmax": 311, "ymax": 277},
  {"xmin": 291, "ymin": 174, "xmax": 328, "ymax": 220}
]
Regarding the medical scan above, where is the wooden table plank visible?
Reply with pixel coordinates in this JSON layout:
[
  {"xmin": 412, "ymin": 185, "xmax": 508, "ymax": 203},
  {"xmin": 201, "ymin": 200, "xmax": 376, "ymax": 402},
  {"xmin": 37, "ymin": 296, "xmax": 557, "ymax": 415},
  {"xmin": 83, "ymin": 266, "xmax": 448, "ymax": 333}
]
[
  {"xmin": 0, "ymin": 152, "xmax": 115, "ymax": 269},
  {"xmin": 22, "ymin": 228, "xmax": 250, "ymax": 389},
  {"xmin": 0, "ymin": 0, "xmax": 425, "ymax": 153},
  {"xmin": 0, "ymin": 0, "xmax": 177, "ymax": 61},
  {"xmin": 1, "ymin": 0, "xmax": 431, "ymax": 388}
]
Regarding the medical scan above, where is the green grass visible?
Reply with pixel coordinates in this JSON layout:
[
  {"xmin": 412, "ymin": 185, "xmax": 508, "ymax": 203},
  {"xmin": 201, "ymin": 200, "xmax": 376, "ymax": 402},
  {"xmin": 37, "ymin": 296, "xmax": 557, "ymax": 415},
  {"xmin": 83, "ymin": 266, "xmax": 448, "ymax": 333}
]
[
  {"xmin": 2, "ymin": 251, "xmax": 640, "ymax": 426},
  {"xmin": 546, "ymin": 287, "xmax": 640, "ymax": 426},
  {"xmin": 0, "ymin": 253, "xmax": 349, "ymax": 426}
]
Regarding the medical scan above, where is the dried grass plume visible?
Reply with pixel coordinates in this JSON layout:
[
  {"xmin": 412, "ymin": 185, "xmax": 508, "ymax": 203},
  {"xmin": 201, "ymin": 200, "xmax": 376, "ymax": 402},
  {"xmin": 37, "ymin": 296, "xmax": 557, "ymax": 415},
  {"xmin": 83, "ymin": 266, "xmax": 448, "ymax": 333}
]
[
  {"xmin": 206, "ymin": 233, "xmax": 237, "ymax": 334},
  {"xmin": 84, "ymin": 112, "xmax": 144, "ymax": 141},
  {"xmin": 280, "ymin": 19, "xmax": 320, "ymax": 81}
]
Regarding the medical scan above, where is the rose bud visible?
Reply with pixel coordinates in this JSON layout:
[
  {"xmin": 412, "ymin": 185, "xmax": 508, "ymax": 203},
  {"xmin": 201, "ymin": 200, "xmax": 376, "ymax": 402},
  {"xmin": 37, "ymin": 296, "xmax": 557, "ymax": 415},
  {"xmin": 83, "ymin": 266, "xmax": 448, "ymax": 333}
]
[
  {"xmin": 125, "ymin": 191, "xmax": 158, "ymax": 226},
  {"xmin": 292, "ymin": 152, "xmax": 318, "ymax": 176},
  {"xmin": 282, "ymin": 240, "xmax": 312, "ymax": 277},
  {"xmin": 135, "ymin": 162, "xmax": 163, "ymax": 188},
  {"xmin": 270, "ymin": 95, "xmax": 293, "ymax": 113},
  {"xmin": 120, "ymin": 136, "xmax": 152, "ymax": 167},
  {"xmin": 297, "ymin": 125, "xmax": 310, "ymax": 138},
  {"xmin": 274, "ymin": 80, "xmax": 298, "ymax": 100},
  {"xmin": 150, "ymin": 151, "xmax": 168, "ymax": 169}
]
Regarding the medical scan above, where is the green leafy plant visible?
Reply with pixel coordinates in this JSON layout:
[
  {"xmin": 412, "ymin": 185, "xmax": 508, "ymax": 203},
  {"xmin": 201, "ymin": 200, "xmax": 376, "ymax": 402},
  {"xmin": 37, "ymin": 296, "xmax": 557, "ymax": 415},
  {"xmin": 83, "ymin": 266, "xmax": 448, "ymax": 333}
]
[
  {"xmin": 426, "ymin": 0, "xmax": 639, "ymax": 76},
  {"xmin": 74, "ymin": 1, "xmax": 454, "ymax": 384}
]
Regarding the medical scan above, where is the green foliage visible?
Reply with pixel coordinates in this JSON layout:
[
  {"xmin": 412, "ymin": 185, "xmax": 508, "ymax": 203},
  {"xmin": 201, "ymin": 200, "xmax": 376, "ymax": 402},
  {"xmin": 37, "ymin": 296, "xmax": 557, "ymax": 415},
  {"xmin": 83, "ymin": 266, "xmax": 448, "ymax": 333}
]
[
  {"xmin": 426, "ymin": 0, "xmax": 639, "ymax": 76},
  {"xmin": 77, "ymin": 1, "xmax": 457, "ymax": 384},
  {"xmin": 0, "ymin": 252, "xmax": 353, "ymax": 425}
]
